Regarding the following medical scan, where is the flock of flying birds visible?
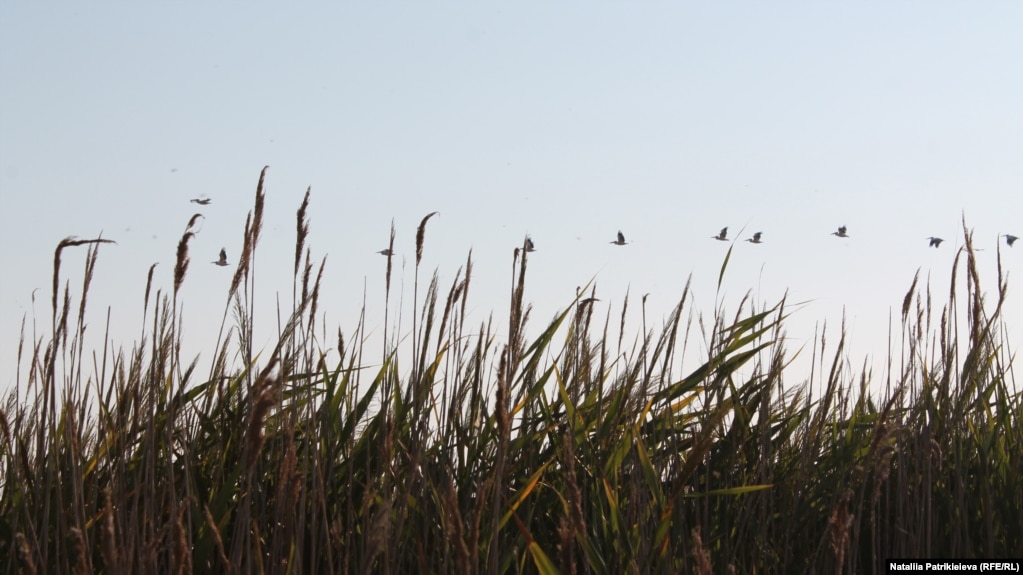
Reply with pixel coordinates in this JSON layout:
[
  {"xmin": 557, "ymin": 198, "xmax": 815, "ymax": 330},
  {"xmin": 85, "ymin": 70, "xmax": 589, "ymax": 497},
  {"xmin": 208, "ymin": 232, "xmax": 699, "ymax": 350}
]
[
  {"xmin": 520, "ymin": 226, "xmax": 1016, "ymax": 254},
  {"xmin": 191, "ymin": 196, "xmax": 1019, "ymax": 268},
  {"xmin": 605, "ymin": 226, "xmax": 1017, "ymax": 249},
  {"xmin": 189, "ymin": 197, "xmax": 229, "ymax": 266}
]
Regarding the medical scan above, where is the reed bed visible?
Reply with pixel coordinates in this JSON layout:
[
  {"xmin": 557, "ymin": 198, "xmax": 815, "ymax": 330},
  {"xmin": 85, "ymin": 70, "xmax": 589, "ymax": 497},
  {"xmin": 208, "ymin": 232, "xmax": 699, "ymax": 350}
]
[{"xmin": 0, "ymin": 168, "xmax": 1020, "ymax": 574}]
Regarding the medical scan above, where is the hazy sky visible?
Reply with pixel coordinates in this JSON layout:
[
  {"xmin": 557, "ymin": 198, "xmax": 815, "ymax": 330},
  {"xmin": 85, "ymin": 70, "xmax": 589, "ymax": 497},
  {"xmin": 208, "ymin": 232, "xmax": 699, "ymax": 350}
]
[{"xmin": 2, "ymin": 3, "xmax": 1021, "ymax": 391}]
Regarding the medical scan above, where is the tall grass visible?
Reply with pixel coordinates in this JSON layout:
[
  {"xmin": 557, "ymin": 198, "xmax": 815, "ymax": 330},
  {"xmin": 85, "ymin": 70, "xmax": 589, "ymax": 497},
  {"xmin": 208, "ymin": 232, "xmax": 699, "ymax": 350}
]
[{"xmin": 0, "ymin": 170, "xmax": 1019, "ymax": 574}]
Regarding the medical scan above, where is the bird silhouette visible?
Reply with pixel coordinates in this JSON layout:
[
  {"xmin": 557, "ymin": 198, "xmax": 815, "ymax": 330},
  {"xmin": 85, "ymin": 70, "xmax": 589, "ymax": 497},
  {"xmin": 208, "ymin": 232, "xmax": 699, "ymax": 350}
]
[
  {"xmin": 377, "ymin": 248, "xmax": 394, "ymax": 256},
  {"xmin": 832, "ymin": 226, "xmax": 849, "ymax": 238},
  {"xmin": 712, "ymin": 227, "xmax": 728, "ymax": 241},
  {"xmin": 213, "ymin": 248, "xmax": 229, "ymax": 266},
  {"xmin": 610, "ymin": 231, "xmax": 628, "ymax": 246},
  {"xmin": 191, "ymin": 198, "xmax": 211, "ymax": 205},
  {"xmin": 746, "ymin": 232, "xmax": 763, "ymax": 244},
  {"xmin": 1005, "ymin": 234, "xmax": 1018, "ymax": 247},
  {"xmin": 927, "ymin": 237, "xmax": 944, "ymax": 248},
  {"xmin": 525, "ymin": 236, "xmax": 536, "ymax": 252}
]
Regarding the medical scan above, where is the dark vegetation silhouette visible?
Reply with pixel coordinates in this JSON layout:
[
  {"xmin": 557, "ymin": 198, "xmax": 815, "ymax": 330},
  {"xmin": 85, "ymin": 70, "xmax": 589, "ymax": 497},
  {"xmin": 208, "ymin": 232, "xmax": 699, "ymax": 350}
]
[{"xmin": 1, "ymin": 168, "xmax": 1020, "ymax": 573}]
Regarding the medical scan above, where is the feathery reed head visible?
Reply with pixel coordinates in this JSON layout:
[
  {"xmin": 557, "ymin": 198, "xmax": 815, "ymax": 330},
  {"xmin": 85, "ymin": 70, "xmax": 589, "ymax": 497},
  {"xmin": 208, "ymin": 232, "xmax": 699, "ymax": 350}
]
[
  {"xmin": 416, "ymin": 211, "xmax": 439, "ymax": 266},
  {"xmin": 295, "ymin": 186, "xmax": 310, "ymax": 277},
  {"xmin": 185, "ymin": 213, "xmax": 204, "ymax": 233},
  {"xmin": 174, "ymin": 231, "xmax": 194, "ymax": 296}
]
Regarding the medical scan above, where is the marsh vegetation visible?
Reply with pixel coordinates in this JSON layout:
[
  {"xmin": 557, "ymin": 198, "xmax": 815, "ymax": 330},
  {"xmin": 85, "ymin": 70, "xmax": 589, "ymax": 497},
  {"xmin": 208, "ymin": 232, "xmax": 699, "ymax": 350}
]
[{"xmin": 1, "ymin": 168, "xmax": 1020, "ymax": 573}]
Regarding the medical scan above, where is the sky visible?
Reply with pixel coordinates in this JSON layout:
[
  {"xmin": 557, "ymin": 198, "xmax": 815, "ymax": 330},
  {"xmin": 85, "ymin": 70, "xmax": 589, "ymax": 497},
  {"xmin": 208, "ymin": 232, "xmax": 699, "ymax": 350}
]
[{"xmin": 2, "ymin": 3, "xmax": 1022, "ymax": 395}]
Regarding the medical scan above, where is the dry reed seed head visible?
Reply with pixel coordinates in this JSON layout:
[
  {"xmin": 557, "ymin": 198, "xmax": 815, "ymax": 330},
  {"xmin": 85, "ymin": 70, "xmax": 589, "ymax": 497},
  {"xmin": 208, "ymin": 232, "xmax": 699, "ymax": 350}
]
[
  {"xmin": 185, "ymin": 213, "xmax": 204, "ymax": 232},
  {"xmin": 59, "ymin": 283, "xmax": 71, "ymax": 347},
  {"xmin": 173, "ymin": 231, "xmax": 195, "ymax": 295},
  {"xmin": 902, "ymin": 270, "xmax": 919, "ymax": 323},
  {"xmin": 295, "ymin": 186, "xmax": 311, "ymax": 277},
  {"xmin": 301, "ymin": 248, "xmax": 312, "ymax": 306},
  {"xmin": 415, "ymin": 211, "xmax": 439, "ymax": 266},
  {"xmin": 460, "ymin": 250, "xmax": 473, "ymax": 315},
  {"xmin": 0, "ymin": 408, "xmax": 10, "ymax": 448},
  {"xmin": 229, "ymin": 213, "xmax": 252, "ymax": 298},
  {"xmin": 438, "ymin": 272, "xmax": 463, "ymax": 341},
  {"xmin": 79, "ymin": 242, "xmax": 101, "ymax": 324},
  {"xmin": 251, "ymin": 166, "xmax": 267, "ymax": 248},
  {"xmin": 144, "ymin": 263, "xmax": 157, "ymax": 310},
  {"xmin": 310, "ymin": 255, "xmax": 326, "ymax": 326},
  {"xmin": 495, "ymin": 347, "xmax": 510, "ymax": 434}
]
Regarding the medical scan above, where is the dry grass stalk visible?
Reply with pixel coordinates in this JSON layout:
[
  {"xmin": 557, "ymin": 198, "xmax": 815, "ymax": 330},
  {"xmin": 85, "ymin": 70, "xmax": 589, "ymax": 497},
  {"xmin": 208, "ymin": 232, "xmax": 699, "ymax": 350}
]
[
  {"xmin": 203, "ymin": 504, "xmax": 232, "ymax": 575},
  {"xmin": 52, "ymin": 236, "xmax": 116, "ymax": 324}
]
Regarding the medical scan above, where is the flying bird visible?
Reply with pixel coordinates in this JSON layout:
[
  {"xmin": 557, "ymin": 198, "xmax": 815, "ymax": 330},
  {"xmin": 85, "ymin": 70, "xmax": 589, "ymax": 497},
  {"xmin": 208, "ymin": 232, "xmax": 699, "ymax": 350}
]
[
  {"xmin": 190, "ymin": 198, "xmax": 212, "ymax": 205},
  {"xmin": 213, "ymin": 248, "xmax": 229, "ymax": 266},
  {"xmin": 712, "ymin": 227, "xmax": 728, "ymax": 241},
  {"xmin": 746, "ymin": 232, "xmax": 763, "ymax": 244},
  {"xmin": 610, "ymin": 231, "xmax": 628, "ymax": 246},
  {"xmin": 927, "ymin": 237, "xmax": 944, "ymax": 248},
  {"xmin": 525, "ymin": 236, "xmax": 536, "ymax": 252},
  {"xmin": 832, "ymin": 226, "xmax": 849, "ymax": 238},
  {"xmin": 1005, "ymin": 234, "xmax": 1018, "ymax": 247},
  {"xmin": 377, "ymin": 248, "xmax": 394, "ymax": 256}
]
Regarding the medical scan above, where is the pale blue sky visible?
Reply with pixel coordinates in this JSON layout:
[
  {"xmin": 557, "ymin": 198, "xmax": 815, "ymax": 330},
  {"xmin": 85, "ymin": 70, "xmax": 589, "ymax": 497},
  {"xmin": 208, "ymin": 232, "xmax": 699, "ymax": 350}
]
[{"xmin": 2, "ymin": 3, "xmax": 1021, "ymax": 390}]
